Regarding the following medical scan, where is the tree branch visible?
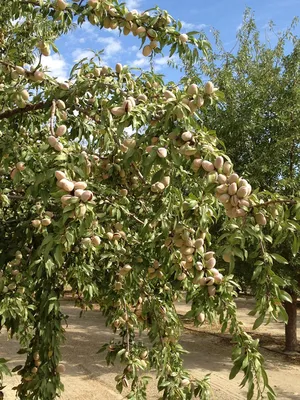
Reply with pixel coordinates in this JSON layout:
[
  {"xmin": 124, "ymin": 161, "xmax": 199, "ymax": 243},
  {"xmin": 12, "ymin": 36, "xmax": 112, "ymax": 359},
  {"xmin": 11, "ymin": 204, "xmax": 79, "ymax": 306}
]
[
  {"xmin": 7, "ymin": 194, "xmax": 25, "ymax": 200},
  {"xmin": 251, "ymin": 199, "xmax": 297, "ymax": 209},
  {"xmin": 131, "ymin": 162, "xmax": 146, "ymax": 184},
  {"xmin": 19, "ymin": 0, "xmax": 51, "ymax": 8},
  {"xmin": 0, "ymin": 101, "xmax": 50, "ymax": 120}
]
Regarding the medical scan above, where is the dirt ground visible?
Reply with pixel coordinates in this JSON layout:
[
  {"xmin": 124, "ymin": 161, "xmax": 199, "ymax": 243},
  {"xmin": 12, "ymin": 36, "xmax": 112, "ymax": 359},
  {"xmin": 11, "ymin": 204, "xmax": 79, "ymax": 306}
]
[{"xmin": 1, "ymin": 296, "xmax": 300, "ymax": 400}]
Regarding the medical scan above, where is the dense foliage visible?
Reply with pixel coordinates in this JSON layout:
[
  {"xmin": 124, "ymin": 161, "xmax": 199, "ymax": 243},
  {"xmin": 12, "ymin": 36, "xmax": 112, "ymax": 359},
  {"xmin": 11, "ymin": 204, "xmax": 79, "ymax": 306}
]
[
  {"xmin": 194, "ymin": 11, "xmax": 300, "ymax": 351},
  {"xmin": 0, "ymin": 2, "xmax": 298, "ymax": 399}
]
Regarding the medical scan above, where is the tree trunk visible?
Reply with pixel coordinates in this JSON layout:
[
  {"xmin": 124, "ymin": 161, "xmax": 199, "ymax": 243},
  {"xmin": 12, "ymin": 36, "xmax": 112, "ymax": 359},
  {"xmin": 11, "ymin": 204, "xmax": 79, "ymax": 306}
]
[{"xmin": 284, "ymin": 291, "xmax": 298, "ymax": 352}]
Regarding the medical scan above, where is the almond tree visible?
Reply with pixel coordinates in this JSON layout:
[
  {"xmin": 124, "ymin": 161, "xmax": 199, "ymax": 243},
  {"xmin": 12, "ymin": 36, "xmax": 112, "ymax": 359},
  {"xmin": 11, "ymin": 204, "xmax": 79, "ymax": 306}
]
[
  {"xmin": 0, "ymin": 1, "xmax": 295, "ymax": 399},
  {"xmin": 196, "ymin": 11, "xmax": 300, "ymax": 353}
]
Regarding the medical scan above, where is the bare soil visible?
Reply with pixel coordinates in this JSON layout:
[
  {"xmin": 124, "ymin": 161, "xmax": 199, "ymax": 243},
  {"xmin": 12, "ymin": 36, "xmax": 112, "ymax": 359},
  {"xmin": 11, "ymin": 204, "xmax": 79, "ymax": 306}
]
[{"xmin": 1, "ymin": 296, "xmax": 300, "ymax": 400}]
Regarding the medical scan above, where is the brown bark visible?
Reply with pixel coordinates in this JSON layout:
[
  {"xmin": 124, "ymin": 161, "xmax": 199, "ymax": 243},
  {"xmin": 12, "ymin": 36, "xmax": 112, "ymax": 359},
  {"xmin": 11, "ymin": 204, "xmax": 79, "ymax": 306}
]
[
  {"xmin": 284, "ymin": 291, "xmax": 299, "ymax": 352},
  {"xmin": 0, "ymin": 101, "xmax": 49, "ymax": 120}
]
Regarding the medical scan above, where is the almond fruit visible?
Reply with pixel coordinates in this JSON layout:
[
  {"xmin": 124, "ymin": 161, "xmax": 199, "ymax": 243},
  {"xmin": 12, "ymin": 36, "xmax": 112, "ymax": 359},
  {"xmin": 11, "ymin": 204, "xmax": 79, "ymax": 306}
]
[
  {"xmin": 55, "ymin": 125, "xmax": 67, "ymax": 137},
  {"xmin": 80, "ymin": 190, "xmax": 93, "ymax": 202},
  {"xmin": 204, "ymin": 81, "xmax": 214, "ymax": 95},
  {"xmin": 157, "ymin": 147, "xmax": 167, "ymax": 158},
  {"xmin": 111, "ymin": 107, "xmax": 125, "ymax": 117},
  {"xmin": 142, "ymin": 45, "xmax": 152, "ymax": 57},
  {"xmin": 60, "ymin": 179, "xmax": 74, "ymax": 192},
  {"xmin": 91, "ymin": 236, "xmax": 101, "ymax": 246},
  {"xmin": 214, "ymin": 156, "xmax": 224, "ymax": 170},
  {"xmin": 181, "ymin": 131, "xmax": 193, "ymax": 141},
  {"xmin": 55, "ymin": 170, "xmax": 66, "ymax": 181},
  {"xmin": 201, "ymin": 160, "xmax": 214, "ymax": 172},
  {"xmin": 74, "ymin": 181, "xmax": 87, "ymax": 190},
  {"xmin": 187, "ymin": 83, "xmax": 198, "ymax": 95},
  {"xmin": 179, "ymin": 33, "xmax": 188, "ymax": 43}
]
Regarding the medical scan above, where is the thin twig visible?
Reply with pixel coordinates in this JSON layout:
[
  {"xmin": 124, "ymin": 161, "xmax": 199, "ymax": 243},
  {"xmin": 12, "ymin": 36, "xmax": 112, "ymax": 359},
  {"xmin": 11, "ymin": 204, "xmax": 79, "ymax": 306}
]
[
  {"xmin": 131, "ymin": 162, "xmax": 146, "ymax": 184},
  {"xmin": 0, "ymin": 60, "xmax": 15, "ymax": 69},
  {"xmin": 250, "ymin": 199, "xmax": 297, "ymax": 209},
  {"xmin": 33, "ymin": 52, "xmax": 42, "ymax": 74},
  {"xmin": 7, "ymin": 194, "xmax": 25, "ymax": 200},
  {"xmin": 50, "ymin": 100, "xmax": 56, "ymax": 136},
  {"xmin": 124, "ymin": 304, "xmax": 130, "ymax": 353},
  {"xmin": 104, "ymin": 199, "xmax": 144, "ymax": 225}
]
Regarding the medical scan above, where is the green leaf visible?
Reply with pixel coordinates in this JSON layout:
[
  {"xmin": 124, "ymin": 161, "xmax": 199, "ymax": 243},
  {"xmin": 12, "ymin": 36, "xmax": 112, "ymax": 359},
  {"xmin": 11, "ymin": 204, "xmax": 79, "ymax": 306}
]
[
  {"xmin": 253, "ymin": 313, "xmax": 265, "ymax": 330},
  {"xmin": 270, "ymin": 253, "xmax": 288, "ymax": 264},
  {"xmin": 279, "ymin": 291, "xmax": 292, "ymax": 303},
  {"xmin": 292, "ymin": 235, "xmax": 299, "ymax": 257},
  {"xmin": 229, "ymin": 360, "xmax": 242, "ymax": 380},
  {"xmin": 11, "ymin": 365, "xmax": 23, "ymax": 372},
  {"xmin": 247, "ymin": 381, "xmax": 254, "ymax": 400},
  {"xmin": 252, "ymin": 265, "xmax": 262, "ymax": 281},
  {"xmin": 53, "ymin": 245, "xmax": 64, "ymax": 267},
  {"xmin": 151, "ymin": 168, "xmax": 164, "ymax": 184}
]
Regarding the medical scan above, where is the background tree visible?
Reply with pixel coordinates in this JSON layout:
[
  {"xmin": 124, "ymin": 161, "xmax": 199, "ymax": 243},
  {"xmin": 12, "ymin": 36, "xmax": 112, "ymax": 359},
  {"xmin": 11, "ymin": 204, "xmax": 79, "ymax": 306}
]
[
  {"xmin": 0, "ymin": 2, "xmax": 297, "ymax": 400},
  {"xmin": 198, "ymin": 10, "xmax": 300, "ymax": 353}
]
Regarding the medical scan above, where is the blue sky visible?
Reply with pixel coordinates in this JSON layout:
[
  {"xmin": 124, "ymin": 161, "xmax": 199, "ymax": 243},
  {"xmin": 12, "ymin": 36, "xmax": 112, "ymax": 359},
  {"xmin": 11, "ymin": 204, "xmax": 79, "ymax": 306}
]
[{"xmin": 42, "ymin": 0, "xmax": 300, "ymax": 82}]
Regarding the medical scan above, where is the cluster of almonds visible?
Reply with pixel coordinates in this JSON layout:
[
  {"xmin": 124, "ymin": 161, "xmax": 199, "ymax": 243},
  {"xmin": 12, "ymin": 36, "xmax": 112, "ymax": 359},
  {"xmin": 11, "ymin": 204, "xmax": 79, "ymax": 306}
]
[
  {"xmin": 166, "ymin": 227, "xmax": 205, "ymax": 261},
  {"xmin": 120, "ymin": 137, "xmax": 136, "ymax": 152},
  {"xmin": 105, "ymin": 222, "xmax": 127, "ymax": 242},
  {"xmin": 164, "ymin": 228, "xmax": 205, "ymax": 281},
  {"xmin": 148, "ymin": 260, "xmax": 164, "ymax": 280},
  {"xmin": 55, "ymin": 171, "xmax": 93, "ymax": 206},
  {"xmin": 48, "ymin": 135, "xmax": 64, "ymax": 152},
  {"xmin": 81, "ymin": 235, "xmax": 101, "ymax": 247},
  {"xmin": 31, "ymin": 211, "xmax": 53, "ymax": 228},
  {"xmin": 10, "ymin": 161, "xmax": 25, "ymax": 179},
  {"xmin": 0, "ymin": 251, "xmax": 25, "ymax": 294},
  {"xmin": 151, "ymin": 176, "xmax": 170, "ymax": 193},
  {"xmin": 165, "ymin": 228, "xmax": 223, "ymax": 293},
  {"xmin": 28, "ymin": 351, "xmax": 65, "ymax": 377},
  {"xmin": 193, "ymin": 251, "xmax": 223, "ymax": 297},
  {"xmin": 111, "ymin": 96, "xmax": 136, "ymax": 117},
  {"xmin": 13, "ymin": 88, "xmax": 30, "ymax": 108},
  {"xmin": 47, "ymin": 102, "xmax": 69, "ymax": 151},
  {"xmin": 181, "ymin": 84, "xmax": 204, "ymax": 113},
  {"xmin": 87, "ymin": 1, "xmax": 172, "ymax": 55},
  {"xmin": 31, "ymin": 352, "xmax": 42, "ymax": 375},
  {"xmin": 8, "ymin": 64, "xmax": 45, "ymax": 83},
  {"xmin": 106, "ymin": 230, "xmax": 127, "ymax": 242},
  {"xmin": 191, "ymin": 155, "xmax": 252, "ymax": 218},
  {"xmin": 164, "ymin": 81, "xmax": 217, "ymax": 116},
  {"xmin": 5, "ymin": 250, "xmax": 22, "ymax": 278}
]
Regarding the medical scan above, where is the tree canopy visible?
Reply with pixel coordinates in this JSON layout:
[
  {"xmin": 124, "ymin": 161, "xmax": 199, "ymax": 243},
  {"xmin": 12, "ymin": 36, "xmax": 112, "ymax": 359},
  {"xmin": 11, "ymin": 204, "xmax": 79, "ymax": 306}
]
[{"xmin": 0, "ymin": 2, "xmax": 298, "ymax": 399}]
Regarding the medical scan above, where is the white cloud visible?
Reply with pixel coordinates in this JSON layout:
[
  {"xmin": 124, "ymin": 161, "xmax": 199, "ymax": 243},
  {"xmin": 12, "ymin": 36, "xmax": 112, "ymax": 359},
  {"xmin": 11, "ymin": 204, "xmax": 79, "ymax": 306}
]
[
  {"xmin": 41, "ymin": 54, "xmax": 69, "ymax": 81},
  {"xmin": 154, "ymin": 55, "xmax": 179, "ymax": 71},
  {"xmin": 81, "ymin": 21, "xmax": 97, "ymax": 34},
  {"xmin": 72, "ymin": 49, "xmax": 95, "ymax": 62},
  {"xmin": 236, "ymin": 22, "xmax": 243, "ymax": 31},
  {"xmin": 97, "ymin": 37, "xmax": 122, "ymax": 60},
  {"xmin": 129, "ymin": 45, "xmax": 139, "ymax": 52},
  {"xmin": 105, "ymin": 27, "xmax": 120, "ymax": 35},
  {"xmin": 79, "ymin": 38, "xmax": 86, "ymax": 43},
  {"xmin": 129, "ymin": 52, "xmax": 178, "ymax": 72},
  {"xmin": 132, "ymin": 57, "xmax": 149, "ymax": 68},
  {"xmin": 125, "ymin": 0, "xmax": 143, "ymax": 10},
  {"xmin": 181, "ymin": 21, "xmax": 207, "ymax": 31},
  {"xmin": 130, "ymin": 51, "xmax": 150, "ymax": 68}
]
